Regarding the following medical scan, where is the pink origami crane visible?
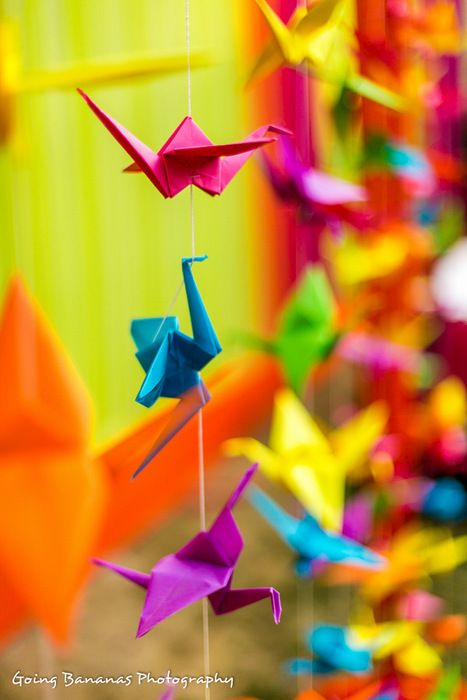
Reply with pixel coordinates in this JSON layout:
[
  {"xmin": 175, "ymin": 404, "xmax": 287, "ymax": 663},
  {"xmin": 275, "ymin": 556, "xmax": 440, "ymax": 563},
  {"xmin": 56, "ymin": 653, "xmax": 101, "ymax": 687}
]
[
  {"xmin": 78, "ymin": 89, "xmax": 290, "ymax": 197},
  {"xmin": 93, "ymin": 464, "xmax": 281, "ymax": 636}
]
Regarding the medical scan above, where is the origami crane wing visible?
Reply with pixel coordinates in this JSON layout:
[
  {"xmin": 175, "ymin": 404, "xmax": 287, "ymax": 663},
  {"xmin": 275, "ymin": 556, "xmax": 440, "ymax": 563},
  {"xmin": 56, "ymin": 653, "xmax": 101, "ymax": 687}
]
[
  {"xmin": 219, "ymin": 125, "xmax": 292, "ymax": 193},
  {"xmin": 138, "ymin": 554, "xmax": 232, "ymax": 636},
  {"xmin": 23, "ymin": 52, "xmax": 212, "ymax": 92},
  {"xmin": 78, "ymin": 89, "xmax": 169, "ymax": 196},
  {"xmin": 295, "ymin": 0, "xmax": 344, "ymax": 36},
  {"xmin": 167, "ymin": 137, "xmax": 276, "ymax": 160},
  {"xmin": 132, "ymin": 383, "xmax": 210, "ymax": 479},
  {"xmin": 131, "ymin": 316, "xmax": 179, "ymax": 355},
  {"xmin": 300, "ymin": 169, "xmax": 366, "ymax": 206},
  {"xmin": 329, "ymin": 401, "xmax": 388, "ymax": 478},
  {"xmin": 133, "ymin": 333, "xmax": 171, "ymax": 408},
  {"xmin": 224, "ymin": 438, "xmax": 280, "ymax": 482},
  {"xmin": 270, "ymin": 387, "xmax": 330, "ymax": 454},
  {"xmin": 254, "ymin": 0, "xmax": 295, "ymax": 63}
]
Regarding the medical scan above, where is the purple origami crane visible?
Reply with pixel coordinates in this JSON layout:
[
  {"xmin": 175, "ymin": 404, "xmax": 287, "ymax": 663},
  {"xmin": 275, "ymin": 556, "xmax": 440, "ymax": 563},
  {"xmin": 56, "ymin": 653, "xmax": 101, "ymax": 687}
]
[
  {"xmin": 78, "ymin": 89, "xmax": 290, "ymax": 197},
  {"xmin": 262, "ymin": 137, "xmax": 371, "ymax": 238},
  {"xmin": 93, "ymin": 464, "xmax": 281, "ymax": 636}
]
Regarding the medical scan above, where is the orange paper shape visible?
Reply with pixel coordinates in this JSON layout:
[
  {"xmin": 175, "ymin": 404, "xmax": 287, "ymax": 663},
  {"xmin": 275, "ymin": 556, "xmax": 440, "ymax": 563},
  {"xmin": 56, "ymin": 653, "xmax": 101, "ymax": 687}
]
[{"xmin": 0, "ymin": 277, "xmax": 107, "ymax": 644}]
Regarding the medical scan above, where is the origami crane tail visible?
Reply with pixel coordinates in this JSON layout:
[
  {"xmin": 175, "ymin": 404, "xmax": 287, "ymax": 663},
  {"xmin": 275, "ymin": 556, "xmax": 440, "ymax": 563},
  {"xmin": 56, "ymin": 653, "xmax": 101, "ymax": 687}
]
[
  {"xmin": 220, "ymin": 124, "xmax": 292, "ymax": 193},
  {"xmin": 92, "ymin": 558, "xmax": 150, "ymax": 589},
  {"xmin": 132, "ymin": 383, "xmax": 210, "ymax": 479},
  {"xmin": 77, "ymin": 89, "xmax": 169, "ymax": 196},
  {"xmin": 181, "ymin": 256, "xmax": 222, "ymax": 358},
  {"xmin": 248, "ymin": 486, "xmax": 299, "ymax": 543},
  {"xmin": 209, "ymin": 584, "xmax": 281, "ymax": 623}
]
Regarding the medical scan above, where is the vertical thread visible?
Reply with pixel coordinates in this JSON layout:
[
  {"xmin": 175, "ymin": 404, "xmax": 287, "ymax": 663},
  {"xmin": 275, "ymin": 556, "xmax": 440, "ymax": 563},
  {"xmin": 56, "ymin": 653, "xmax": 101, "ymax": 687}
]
[
  {"xmin": 185, "ymin": 0, "xmax": 192, "ymax": 117},
  {"xmin": 185, "ymin": 2, "xmax": 210, "ymax": 697},
  {"xmin": 198, "ymin": 411, "xmax": 211, "ymax": 700}
]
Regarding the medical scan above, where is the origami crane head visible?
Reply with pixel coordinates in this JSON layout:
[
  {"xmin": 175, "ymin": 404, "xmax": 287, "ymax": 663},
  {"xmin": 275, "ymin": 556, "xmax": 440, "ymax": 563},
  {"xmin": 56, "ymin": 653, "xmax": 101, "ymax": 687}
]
[
  {"xmin": 78, "ymin": 89, "xmax": 290, "ymax": 197},
  {"xmin": 93, "ymin": 464, "xmax": 281, "ymax": 636},
  {"xmin": 249, "ymin": 486, "xmax": 385, "ymax": 576}
]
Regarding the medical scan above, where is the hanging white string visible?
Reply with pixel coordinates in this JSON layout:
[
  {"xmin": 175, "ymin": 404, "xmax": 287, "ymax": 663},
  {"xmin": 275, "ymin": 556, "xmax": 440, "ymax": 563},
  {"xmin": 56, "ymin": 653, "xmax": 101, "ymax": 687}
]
[
  {"xmin": 198, "ymin": 411, "xmax": 211, "ymax": 700},
  {"xmin": 185, "ymin": 1, "xmax": 211, "ymax": 697},
  {"xmin": 185, "ymin": 0, "xmax": 192, "ymax": 117}
]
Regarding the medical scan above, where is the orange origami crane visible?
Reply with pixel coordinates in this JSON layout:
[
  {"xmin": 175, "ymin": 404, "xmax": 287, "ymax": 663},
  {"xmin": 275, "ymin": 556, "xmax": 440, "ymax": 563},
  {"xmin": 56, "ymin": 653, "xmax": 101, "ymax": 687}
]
[
  {"xmin": 0, "ymin": 277, "xmax": 107, "ymax": 644},
  {"xmin": 0, "ymin": 276, "xmax": 282, "ymax": 647}
]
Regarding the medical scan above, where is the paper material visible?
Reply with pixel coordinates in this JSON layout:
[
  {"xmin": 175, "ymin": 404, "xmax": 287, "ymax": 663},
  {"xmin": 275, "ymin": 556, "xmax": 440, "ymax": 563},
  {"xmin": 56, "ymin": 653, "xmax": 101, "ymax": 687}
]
[
  {"xmin": 78, "ymin": 89, "xmax": 290, "ymax": 197},
  {"xmin": 288, "ymin": 624, "xmax": 372, "ymax": 675},
  {"xmin": 0, "ymin": 277, "xmax": 106, "ymax": 643},
  {"xmin": 250, "ymin": 0, "xmax": 405, "ymax": 110},
  {"xmin": 253, "ymin": 265, "xmax": 339, "ymax": 391},
  {"xmin": 131, "ymin": 256, "xmax": 221, "ymax": 477},
  {"xmin": 262, "ymin": 138, "xmax": 370, "ymax": 238},
  {"xmin": 93, "ymin": 464, "xmax": 281, "ymax": 636},
  {"xmin": 226, "ymin": 388, "xmax": 387, "ymax": 531},
  {"xmin": 249, "ymin": 487, "xmax": 385, "ymax": 574}
]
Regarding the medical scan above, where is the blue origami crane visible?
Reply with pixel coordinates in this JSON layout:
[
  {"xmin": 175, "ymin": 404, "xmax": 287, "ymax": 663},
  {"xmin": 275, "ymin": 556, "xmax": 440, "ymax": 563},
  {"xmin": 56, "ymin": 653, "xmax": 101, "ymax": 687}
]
[
  {"xmin": 287, "ymin": 624, "xmax": 372, "ymax": 676},
  {"xmin": 131, "ymin": 255, "xmax": 221, "ymax": 478},
  {"xmin": 249, "ymin": 486, "xmax": 385, "ymax": 575}
]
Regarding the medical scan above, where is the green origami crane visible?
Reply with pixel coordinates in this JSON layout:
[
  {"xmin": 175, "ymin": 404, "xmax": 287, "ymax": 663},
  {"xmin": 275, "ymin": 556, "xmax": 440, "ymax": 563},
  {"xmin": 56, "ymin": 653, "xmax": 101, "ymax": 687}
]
[{"xmin": 253, "ymin": 265, "xmax": 339, "ymax": 392}]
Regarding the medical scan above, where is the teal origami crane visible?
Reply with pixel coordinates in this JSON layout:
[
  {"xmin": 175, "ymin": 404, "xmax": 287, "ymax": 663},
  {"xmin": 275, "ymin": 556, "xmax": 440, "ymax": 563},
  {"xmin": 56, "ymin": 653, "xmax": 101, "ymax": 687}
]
[
  {"xmin": 131, "ymin": 255, "xmax": 221, "ymax": 477},
  {"xmin": 249, "ymin": 486, "xmax": 385, "ymax": 576}
]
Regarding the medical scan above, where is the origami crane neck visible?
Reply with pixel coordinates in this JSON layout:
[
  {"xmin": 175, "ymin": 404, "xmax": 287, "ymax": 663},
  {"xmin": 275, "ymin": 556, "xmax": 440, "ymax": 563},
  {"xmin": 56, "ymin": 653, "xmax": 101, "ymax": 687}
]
[{"xmin": 178, "ymin": 464, "xmax": 258, "ymax": 568}]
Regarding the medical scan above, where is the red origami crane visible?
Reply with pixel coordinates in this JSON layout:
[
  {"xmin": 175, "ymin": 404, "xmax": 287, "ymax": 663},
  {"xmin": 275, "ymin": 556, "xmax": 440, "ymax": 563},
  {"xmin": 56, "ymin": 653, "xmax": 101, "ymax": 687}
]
[{"xmin": 78, "ymin": 89, "xmax": 290, "ymax": 197}]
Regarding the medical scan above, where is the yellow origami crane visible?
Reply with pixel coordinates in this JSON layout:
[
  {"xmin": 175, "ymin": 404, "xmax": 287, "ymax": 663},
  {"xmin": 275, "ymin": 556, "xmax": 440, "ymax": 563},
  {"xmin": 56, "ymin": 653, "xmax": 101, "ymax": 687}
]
[
  {"xmin": 359, "ymin": 523, "xmax": 467, "ymax": 605},
  {"xmin": 326, "ymin": 229, "xmax": 410, "ymax": 287},
  {"xmin": 0, "ymin": 17, "xmax": 211, "ymax": 148},
  {"xmin": 225, "ymin": 388, "xmax": 387, "ymax": 531},
  {"xmin": 248, "ymin": 0, "xmax": 405, "ymax": 111},
  {"xmin": 428, "ymin": 376, "xmax": 466, "ymax": 434},
  {"xmin": 350, "ymin": 619, "xmax": 442, "ymax": 677}
]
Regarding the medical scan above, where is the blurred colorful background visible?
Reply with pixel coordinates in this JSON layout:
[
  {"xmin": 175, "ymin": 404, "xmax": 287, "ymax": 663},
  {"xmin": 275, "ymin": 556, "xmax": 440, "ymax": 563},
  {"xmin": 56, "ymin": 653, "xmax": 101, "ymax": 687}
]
[{"xmin": 1, "ymin": 0, "xmax": 467, "ymax": 699}]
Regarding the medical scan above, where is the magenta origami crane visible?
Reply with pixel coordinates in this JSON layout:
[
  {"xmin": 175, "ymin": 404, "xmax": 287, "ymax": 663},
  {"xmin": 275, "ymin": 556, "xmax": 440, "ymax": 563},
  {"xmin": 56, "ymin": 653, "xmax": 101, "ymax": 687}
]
[
  {"xmin": 93, "ymin": 464, "xmax": 281, "ymax": 636},
  {"xmin": 78, "ymin": 89, "xmax": 290, "ymax": 197},
  {"xmin": 262, "ymin": 136, "xmax": 371, "ymax": 237}
]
